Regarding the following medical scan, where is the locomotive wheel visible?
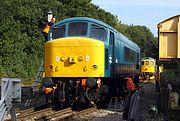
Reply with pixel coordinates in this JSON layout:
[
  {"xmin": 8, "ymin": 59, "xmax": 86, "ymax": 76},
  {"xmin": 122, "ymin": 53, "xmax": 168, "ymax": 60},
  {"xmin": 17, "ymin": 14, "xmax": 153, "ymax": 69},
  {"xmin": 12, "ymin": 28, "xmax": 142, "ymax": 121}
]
[{"xmin": 86, "ymin": 78, "xmax": 96, "ymax": 88}]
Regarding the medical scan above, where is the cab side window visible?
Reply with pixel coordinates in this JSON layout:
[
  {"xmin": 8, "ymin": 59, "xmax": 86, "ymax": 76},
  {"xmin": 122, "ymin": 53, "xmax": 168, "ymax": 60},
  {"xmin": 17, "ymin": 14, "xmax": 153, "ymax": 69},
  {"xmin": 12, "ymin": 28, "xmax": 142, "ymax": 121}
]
[
  {"xmin": 109, "ymin": 31, "xmax": 114, "ymax": 46},
  {"xmin": 90, "ymin": 24, "xmax": 106, "ymax": 41}
]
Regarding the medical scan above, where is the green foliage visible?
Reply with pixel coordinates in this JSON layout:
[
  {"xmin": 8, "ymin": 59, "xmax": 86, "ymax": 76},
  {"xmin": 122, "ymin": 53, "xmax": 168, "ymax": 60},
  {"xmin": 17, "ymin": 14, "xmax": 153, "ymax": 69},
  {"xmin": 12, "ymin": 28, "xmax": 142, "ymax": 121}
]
[
  {"xmin": 160, "ymin": 62, "xmax": 180, "ymax": 82},
  {"xmin": 160, "ymin": 69, "xmax": 175, "ymax": 82},
  {"xmin": 116, "ymin": 24, "xmax": 158, "ymax": 59},
  {"xmin": 0, "ymin": 0, "xmax": 157, "ymax": 84}
]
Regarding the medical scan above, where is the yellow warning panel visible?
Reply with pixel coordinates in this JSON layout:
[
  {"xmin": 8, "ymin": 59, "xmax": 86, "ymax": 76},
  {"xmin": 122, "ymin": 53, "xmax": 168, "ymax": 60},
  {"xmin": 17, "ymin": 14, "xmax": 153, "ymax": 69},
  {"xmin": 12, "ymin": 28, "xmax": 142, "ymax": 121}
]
[{"xmin": 44, "ymin": 37, "xmax": 104, "ymax": 77}]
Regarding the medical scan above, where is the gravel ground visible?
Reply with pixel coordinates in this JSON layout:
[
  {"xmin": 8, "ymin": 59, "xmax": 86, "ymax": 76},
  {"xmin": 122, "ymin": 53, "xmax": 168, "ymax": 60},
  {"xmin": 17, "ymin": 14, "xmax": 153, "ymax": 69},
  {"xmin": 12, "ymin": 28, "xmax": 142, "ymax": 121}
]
[
  {"xmin": 69, "ymin": 81, "xmax": 164, "ymax": 121},
  {"xmin": 70, "ymin": 109, "xmax": 123, "ymax": 121},
  {"xmin": 70, "ymin": 108, "xmax": 164, "ymax": 121}
]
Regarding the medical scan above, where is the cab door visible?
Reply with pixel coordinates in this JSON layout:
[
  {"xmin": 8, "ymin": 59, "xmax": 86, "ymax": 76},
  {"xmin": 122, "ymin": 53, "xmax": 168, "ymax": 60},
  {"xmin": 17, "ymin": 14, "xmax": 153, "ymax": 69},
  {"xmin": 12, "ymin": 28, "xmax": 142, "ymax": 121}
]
[{"xmin": 105, "ymin": 31, "xmax": 115, "ymax": 77}]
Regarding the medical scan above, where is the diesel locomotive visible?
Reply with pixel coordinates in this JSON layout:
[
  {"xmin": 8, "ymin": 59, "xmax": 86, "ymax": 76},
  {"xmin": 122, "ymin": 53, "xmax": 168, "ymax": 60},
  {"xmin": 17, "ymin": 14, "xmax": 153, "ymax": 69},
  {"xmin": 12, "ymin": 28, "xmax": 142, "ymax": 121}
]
[
  {"xmin": 140, "ymin": 57, "xmax": 156, "ymax": 80},
  {"xmin": 42, "ymin": 17, "xmax": 140, "ymax": 106}
]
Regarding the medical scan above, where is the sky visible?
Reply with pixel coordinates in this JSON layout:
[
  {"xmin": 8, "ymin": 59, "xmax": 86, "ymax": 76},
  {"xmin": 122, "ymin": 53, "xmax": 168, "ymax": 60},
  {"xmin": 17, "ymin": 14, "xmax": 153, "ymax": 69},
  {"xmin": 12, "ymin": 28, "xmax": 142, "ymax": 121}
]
[{"xmin": 91, "ymin": 0, "xmax": 180, "ymax": 37}]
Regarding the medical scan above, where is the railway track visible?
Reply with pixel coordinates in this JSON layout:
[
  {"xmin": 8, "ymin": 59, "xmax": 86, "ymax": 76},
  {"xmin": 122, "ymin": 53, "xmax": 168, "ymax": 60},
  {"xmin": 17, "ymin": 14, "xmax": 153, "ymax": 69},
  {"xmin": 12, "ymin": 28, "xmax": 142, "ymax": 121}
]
[
  {"xmin": 18, "ymin": 107, "xmax": 55, "ymax": 120},
  {"xmin": 40, "ymin": 107, "xmax": 96, "ymax": 121},
  {"xmin": 6, "ymin": 106, "xmax": 96, "ymax": 121},
  {"xmin": 42, "ymin": 107, "xmax": 73, "ymax": 121}
]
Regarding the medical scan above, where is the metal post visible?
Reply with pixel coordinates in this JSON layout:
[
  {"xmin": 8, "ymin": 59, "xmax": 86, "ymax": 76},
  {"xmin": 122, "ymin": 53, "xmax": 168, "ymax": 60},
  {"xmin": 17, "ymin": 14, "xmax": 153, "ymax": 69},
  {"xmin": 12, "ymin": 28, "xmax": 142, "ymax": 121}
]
[
  {"xmin": 10, "ymin": 106, "xmax": 17, "ymax": 121},
  {"xmin": 0, "ymin": 78, "xmax": 21, "ymax": 121}
]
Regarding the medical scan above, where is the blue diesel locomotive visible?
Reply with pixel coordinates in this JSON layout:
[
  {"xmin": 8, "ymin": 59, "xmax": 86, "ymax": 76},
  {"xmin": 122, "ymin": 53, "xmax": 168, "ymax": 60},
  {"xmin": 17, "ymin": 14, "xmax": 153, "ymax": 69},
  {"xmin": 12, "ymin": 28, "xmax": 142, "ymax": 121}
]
[{"xmin": 43, "ymin": 17, "xmax": 140, "ymax": 106}]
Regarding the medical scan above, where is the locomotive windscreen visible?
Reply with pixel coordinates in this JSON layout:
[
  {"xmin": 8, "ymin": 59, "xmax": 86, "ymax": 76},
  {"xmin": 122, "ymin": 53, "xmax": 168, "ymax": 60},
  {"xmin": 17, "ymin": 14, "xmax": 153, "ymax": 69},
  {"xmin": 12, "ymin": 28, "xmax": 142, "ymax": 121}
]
[
  {"xmin": 52, "ymin": 25, "xmax": 66, "ymax": 39},
  {"xmin": 68, "ymin": 22, "xmax": 88, "ymax": 36}
]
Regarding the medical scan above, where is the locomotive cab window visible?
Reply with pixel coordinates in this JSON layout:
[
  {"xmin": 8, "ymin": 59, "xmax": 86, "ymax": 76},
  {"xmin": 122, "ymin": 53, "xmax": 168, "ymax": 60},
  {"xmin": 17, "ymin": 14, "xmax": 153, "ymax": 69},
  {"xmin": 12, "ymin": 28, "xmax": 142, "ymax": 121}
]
[
  {"xmin": 145, "ymin": 61, "xmax": 149, "ymax": 65},
  {"xmin": 150, "ymin": 61, "xmax": 154, "ymax": 66},
  {"xmin": 90, "ymin": 24, "xmax": 106, "ymax": 41},
  {"xmin": 68, "ymin": 22, "xmax": 88, "ymax": 36},
  {"xmin": 141, "ymin": 61, "xmax": 144, "ymax": 65},
  {"xmin": 52, "ymin": 25, "xmax": 66, "ymax": 39},
  {"xmin": 109, "ymin": 31, "xmax": 114, "ymax": 46}
]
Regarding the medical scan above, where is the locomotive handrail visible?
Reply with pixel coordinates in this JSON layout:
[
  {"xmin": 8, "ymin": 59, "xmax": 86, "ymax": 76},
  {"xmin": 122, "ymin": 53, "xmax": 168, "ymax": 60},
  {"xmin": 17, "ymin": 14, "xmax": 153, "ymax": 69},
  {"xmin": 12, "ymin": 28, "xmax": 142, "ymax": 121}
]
[
  {"xmin": 33, "ymin": 60, "xmax": 44, "ymax": 91},
  {"xmin": 0, "ymin": 78, "xmax": 21, "ymax": 121}
]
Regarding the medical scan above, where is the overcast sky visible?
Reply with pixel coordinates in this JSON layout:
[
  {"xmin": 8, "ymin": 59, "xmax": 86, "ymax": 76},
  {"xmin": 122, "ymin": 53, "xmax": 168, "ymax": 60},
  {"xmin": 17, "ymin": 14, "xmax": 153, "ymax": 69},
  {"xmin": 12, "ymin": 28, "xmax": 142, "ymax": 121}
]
[{"xmin": 91, "ymin": 0, "xmax": 180, "ymax": 37}]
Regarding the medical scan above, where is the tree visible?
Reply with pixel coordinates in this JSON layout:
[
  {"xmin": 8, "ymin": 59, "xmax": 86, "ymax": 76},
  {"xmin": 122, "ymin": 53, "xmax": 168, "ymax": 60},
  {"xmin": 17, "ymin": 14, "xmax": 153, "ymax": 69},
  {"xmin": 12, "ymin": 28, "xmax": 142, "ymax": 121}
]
[
  {"xmin": 116, "ymin": 24, "xmax": 158, "ymax": 58},
  {"xmin": 0, "ymin": 0, "xmax": 158, "ymax": 84}
]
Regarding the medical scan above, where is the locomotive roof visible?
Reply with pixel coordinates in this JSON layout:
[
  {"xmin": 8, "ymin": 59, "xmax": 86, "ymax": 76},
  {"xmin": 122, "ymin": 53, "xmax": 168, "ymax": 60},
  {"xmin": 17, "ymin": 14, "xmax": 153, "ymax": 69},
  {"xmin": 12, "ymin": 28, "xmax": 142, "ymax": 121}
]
[
  {"xmin": 52, "ymin": 17, "xmax": 139, "ymax": 49},
  {"xmin": 142, "ymin": 57, "xmax": 156, "ymax": 61},
  {"xmin": 54, "ymin": 17, "xmax": 116, "ymax": 31}
]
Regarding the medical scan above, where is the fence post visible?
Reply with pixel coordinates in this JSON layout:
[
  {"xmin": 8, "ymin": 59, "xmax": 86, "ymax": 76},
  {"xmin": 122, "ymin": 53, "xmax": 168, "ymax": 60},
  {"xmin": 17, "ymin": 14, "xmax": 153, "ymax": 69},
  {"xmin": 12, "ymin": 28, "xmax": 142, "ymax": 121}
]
[{"xmin": 0, "ymin": 78, "xmax": 21, "ymax": 121}]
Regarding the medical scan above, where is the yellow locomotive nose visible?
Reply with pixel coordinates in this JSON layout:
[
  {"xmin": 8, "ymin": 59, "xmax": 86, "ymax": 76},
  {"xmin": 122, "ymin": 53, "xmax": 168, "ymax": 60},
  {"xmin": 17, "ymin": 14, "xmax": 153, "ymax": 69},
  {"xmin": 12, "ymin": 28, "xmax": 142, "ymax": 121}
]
[{"xmin": 44, "ymin": 37, "xmax": 104, "ymax": 77}]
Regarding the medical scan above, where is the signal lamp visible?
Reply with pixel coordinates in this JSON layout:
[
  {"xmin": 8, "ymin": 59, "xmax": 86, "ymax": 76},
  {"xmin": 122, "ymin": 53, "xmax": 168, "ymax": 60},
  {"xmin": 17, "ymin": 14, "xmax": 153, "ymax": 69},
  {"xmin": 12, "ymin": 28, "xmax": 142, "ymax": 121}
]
[
  {"xmin": 92, "ymin": 65, "xmax": 98, "ymax": 70},
  {"xmin": 78, "ymin": 56, "xmax": 83, "ymax": 61},
  {"xmin": 61, "ymin": 56, "xmax": 66, "ymax": 62},
  {"xmin": 49, "ymin": 65, "xmax": 53, "ymax": 70}
]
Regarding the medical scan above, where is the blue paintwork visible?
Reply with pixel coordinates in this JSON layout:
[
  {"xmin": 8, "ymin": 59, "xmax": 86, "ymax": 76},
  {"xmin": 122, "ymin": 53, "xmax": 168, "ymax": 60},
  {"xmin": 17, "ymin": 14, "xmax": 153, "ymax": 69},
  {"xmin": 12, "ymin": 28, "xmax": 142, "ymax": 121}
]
[{"xmin": 48, "ymin": 17, "xmax": 140, "ymax": 77}]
